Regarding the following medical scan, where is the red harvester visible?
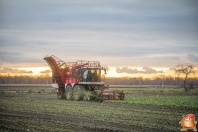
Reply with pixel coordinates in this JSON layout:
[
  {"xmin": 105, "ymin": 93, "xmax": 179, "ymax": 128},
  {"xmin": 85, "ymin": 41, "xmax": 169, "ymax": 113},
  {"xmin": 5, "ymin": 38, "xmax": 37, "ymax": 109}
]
[{"xmin": 44, "ymin": 55, "xmax": 125, "ymax": 101}]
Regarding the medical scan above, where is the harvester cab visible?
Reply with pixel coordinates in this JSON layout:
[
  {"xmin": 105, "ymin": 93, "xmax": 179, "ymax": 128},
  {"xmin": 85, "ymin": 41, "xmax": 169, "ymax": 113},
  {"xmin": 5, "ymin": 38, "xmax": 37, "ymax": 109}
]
[
  {"xmin": 44, "ymin": 55, "xmax": 125, "ymax": 101},
  {"xmin": 81, "ymin": 69, "xmax": 99, "ymax": 82}
]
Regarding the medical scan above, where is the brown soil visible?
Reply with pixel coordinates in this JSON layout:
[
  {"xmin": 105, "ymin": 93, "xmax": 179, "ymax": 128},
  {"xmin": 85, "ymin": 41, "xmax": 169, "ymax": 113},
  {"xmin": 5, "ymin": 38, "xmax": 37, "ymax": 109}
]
[
  {"xmin": 0, "ymin": 86, "xmax": 197, "ymax": 132},
  {"xmin": 0, "ymin": 108, "xmax": 180, "ymax": 132}
]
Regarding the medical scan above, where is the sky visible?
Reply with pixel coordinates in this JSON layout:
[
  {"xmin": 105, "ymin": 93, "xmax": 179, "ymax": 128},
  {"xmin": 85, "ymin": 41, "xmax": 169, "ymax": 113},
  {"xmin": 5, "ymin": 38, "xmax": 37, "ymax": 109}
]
[{"xmin": 0, "ymin": 0, "xmax": 198, "ymax": 77}]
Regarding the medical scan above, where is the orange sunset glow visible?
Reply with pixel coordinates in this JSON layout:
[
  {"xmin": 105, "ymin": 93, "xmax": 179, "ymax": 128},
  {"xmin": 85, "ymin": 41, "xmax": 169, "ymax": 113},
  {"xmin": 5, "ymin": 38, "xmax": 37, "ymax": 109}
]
[{"xmin": 0, "ymin": 66, "xmax": 184, "ymax": 78}]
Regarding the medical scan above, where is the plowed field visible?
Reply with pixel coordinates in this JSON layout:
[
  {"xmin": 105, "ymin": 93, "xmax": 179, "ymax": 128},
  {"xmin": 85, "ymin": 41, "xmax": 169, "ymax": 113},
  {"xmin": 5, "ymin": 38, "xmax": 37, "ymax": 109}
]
[{"xmin": 0, "ymin": 86, "xmax": 197, "ymax": 132}]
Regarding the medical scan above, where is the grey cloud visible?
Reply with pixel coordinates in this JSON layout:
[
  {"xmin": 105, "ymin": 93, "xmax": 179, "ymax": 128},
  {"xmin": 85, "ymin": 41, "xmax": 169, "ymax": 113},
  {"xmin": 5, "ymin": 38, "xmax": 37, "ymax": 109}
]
[
  {"xmin": 1, "ymin": 29, "xmax": 196, "ymax": 64},
  {"xmin": 153, "ymin": 56, "xmax": 180, "ymax": 61},
  {"xmin": 1, "ymin": 0, "xmax": 198, "ymax": 33},
  {"xmin": 0, "ymin": 67, "xmax": 33, "ymax": 73},
  {"xmin": 142, "ymin": 67, "xmax": 157, "ymax": 74},
  {"xmin": 0, "ymin": 51, "xmax": 43, "ymax": 63},
  {"xmin": 40, "ymin": 70, "xmax": 51, "ymax": 74},
  {"xmin": 0, "ymin": 58, "xmax": 2, "ymax": 66},
  {"xmin": 169, "ymin": 67, "xmax": 175, "ymax": 71},
  {"xmin": 1, "ymin": 31, "xmax": 197, "ymax": 68},
  {"xmin": 0, "ymin": 1, "xmax": 198, "ymax": 67},
  {"xmin": 116, "ymin": 67, "xmax": 139, "ymax": 73},
  {"xmin": 116, "ymin": 67, "xmax": 160, "ymax": 74},
  {"xmin": 187, "ymin": 53, "xmax": 198, "ymax": 62}
]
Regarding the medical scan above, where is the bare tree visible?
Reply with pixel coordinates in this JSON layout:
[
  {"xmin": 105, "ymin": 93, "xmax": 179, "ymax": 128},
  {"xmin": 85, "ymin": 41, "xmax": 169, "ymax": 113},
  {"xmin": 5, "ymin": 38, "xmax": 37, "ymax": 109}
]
[{"xmin": 175, "ymin": 64, "xmax": 197, "ymax": 92}]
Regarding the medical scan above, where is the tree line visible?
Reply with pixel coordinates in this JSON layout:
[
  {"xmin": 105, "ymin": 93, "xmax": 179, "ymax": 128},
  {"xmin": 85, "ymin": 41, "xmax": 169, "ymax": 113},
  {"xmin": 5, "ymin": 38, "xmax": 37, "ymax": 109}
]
[
  {"xmin": 105, "ymin": 76, "xmax": 198, "ymax": 87},
  {"xmin": 0, "ymin": 74, "xmax": 197, "ymax": 87},
  {"xmin": 0, "ymin": 75, "xmax": 51, "ymax": 84}
]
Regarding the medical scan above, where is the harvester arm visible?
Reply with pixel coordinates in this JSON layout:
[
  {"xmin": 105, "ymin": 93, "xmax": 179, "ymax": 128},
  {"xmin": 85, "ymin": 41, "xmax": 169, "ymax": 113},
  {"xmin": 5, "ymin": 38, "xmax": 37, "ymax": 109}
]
[{"xmin": 44, "ymin": 55, "xmax": 66, "ymax": 99}]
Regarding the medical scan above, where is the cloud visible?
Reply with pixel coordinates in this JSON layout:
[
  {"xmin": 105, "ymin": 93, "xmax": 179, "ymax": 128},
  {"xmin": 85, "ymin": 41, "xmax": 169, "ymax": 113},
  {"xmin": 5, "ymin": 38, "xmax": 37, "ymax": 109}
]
[
  {"xmin": 153, "ymin": 56, "xmax": 180, "ymax": 61},
  {"xmin": 0, "ymin": 58, "xmax": 2, "ymax": 66},
  {"xmin": 0, "ymin": 1, "xmax": 198, "ymax": 69},
  {"xmin": 0, "ymin": 67, "xmax": 33, "ymax": 73},
  {"xmin": 187, "ymin": 53, "xmax": 198, "ymax": 62},
  {"xmin": 116, "ymin": 66, "xmax": 161, "ymax": 74},
  {"xmin": 0, "ymin": 29, "xmax": 196, "ymax": 64},
  {"xmin": 116, "ymin": 67, "xmax": 139, "ymax": 73},
  {"xmin": 40, "ymin": 70, "xmax": 51, "ymax": 74},
  {"xmin": 169, "ymin": 67, "xmax": 175, "ymax": 71},
  {"xmin": 142, "ymin": 67, "xmax": 157, "ymax": 74}
]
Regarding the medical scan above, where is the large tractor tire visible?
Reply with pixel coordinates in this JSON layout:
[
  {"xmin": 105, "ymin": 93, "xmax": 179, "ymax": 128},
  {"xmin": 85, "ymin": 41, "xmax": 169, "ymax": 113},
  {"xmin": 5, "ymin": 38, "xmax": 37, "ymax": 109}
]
[
  {"xmin": 73, "ymin": 85, "xmax": 85, "ymax": 101},
  {"xmin": 65, "ymin": 85, "xmax": 73, "ymax": 100},
  {"xmin": 57, "ymin": 88, "xmax": 65, "ymax": 99},
  {"xmin": 61, "ymin": 90, "xmax": 66, "ymax": 99},
  {"xmin": 83, "ymin": 91, "xmax": 91, "ymax": 101}
]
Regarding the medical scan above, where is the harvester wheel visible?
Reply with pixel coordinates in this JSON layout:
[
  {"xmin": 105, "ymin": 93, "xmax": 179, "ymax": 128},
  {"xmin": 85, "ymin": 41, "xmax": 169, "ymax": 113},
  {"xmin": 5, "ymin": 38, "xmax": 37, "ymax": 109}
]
[
  {"xmin": 83, "ymin": 91, "xmax": 91, "ymax": 101},
  {"xmin": 65, "ymin": 85, "xmax": 73, "ymax": 100},
  {"xmin": 57, "ymin": 89, "xmax": 65, "ymax": 99},
  {"xmin": 61, "ymin": 90, "xmax": 66, "ymax": 99},
  {"xmin": 56, "ymin": 89, "xmax": 65, "ymax": 99},
  {"xmin": 73, "ymin": 85, "xmax": 85, "ymax": 101}
]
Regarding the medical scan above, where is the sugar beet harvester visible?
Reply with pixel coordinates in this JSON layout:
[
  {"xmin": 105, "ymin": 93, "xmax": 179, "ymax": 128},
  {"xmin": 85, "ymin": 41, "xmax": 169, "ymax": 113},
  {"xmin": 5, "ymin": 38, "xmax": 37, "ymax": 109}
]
[{"xmin": 44, "ymin": 55, "xmax": 125, "ymax": 101}]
